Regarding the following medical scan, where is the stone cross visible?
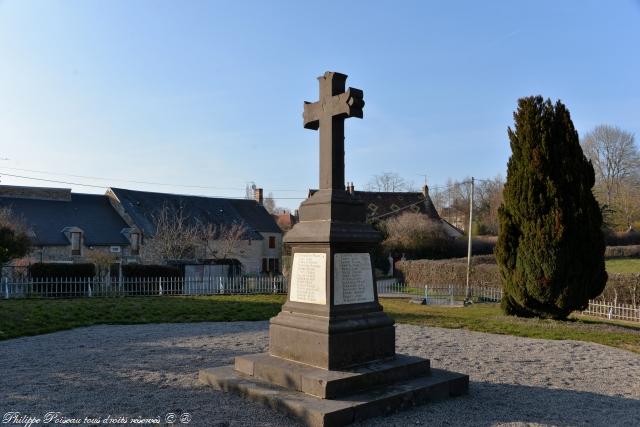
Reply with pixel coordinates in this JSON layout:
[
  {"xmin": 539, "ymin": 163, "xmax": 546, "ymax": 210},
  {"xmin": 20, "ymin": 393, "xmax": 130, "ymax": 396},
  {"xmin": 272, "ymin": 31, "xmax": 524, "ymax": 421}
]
[{"xmin": 303, "ymin": 71, "xmax": 364, "ymax": 190}]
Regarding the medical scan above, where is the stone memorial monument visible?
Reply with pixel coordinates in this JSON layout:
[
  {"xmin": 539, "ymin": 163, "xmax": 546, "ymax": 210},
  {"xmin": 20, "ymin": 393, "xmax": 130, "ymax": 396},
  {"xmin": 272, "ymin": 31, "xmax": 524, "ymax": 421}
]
[{"xmin": 200, "ymin": 71, "xmax": 468, "ymax": 427}]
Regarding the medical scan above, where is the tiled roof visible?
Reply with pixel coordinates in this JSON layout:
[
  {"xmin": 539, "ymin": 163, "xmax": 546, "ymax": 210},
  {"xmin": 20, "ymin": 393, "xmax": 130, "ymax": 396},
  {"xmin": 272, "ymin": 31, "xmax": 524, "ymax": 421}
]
[
  {"xmin": 353, "ymin": 191, "xmax": 440, "ymax": 220},
  {"xmin": 0, "ymin": 193, "xmax": 130, "ymax": 246},
  {"xmin": 308, "ymin": 189, "xmax": 440, "ymax": 221},
  {"xmin": 109, "ymin": 188, "xmax": 280, "ymax": 240}
]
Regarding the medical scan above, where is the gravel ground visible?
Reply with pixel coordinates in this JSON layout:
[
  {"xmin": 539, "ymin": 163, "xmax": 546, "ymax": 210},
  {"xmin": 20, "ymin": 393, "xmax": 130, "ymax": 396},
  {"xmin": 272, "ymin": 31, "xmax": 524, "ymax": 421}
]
[{"xmin": 1, "ymin": 322, "xmax": 639, "ymax": 427}]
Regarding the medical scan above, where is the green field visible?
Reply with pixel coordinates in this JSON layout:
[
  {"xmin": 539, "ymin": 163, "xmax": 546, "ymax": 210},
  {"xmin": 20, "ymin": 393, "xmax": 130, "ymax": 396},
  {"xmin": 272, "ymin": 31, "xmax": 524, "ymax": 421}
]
[
  {"xmin": 606, "ymin": 258, "xmax": 640, "ymax": 273},
  {"xmin": 1, "ymin": 295, "xmax": 638, "ymax": 354}
]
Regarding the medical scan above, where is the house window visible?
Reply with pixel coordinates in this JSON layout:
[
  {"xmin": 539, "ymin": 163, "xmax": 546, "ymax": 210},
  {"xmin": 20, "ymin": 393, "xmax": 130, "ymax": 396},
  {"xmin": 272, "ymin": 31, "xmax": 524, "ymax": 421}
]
[
  {"xmin": 130, "ymin": 232, "xmax": 140, "ymax": 255},
  {"xmin": 71, "ymin": 232, "xmax": 81, "ymax": 256},
  {"xmin": 262, "ymin": 258, "xmax": 268, "ymax": 273},
  {"xmin": 268, "ymin": 236, "xmax": 276, "ymax": 249}
]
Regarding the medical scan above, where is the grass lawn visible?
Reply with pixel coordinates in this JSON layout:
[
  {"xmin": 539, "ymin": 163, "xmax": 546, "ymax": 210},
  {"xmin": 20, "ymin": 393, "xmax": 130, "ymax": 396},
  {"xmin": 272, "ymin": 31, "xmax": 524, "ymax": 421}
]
[
  {"xmin": 606, "ymin": 258, "xmax": 640, "ymax": 273},
  {"xmin": 0, "ymin": 295, "xmax": 285, "ymax": 341},
  {"xmin": 1, "ymin": 295, "xmax": 638, "ymax": 354},
  {"xmin": 380, "ymin": 300, "xmax": 640, "ymax": 354}
]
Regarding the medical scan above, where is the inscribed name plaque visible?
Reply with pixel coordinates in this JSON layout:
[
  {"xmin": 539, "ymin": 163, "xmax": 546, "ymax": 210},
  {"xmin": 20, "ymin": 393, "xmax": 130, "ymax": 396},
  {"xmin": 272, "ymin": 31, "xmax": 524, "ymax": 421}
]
[
  {"xmin": 333, "ymin": 253, "xmax": 375, "ymax": 305},
  {"xmin": 289, "ymin": 253, "xmax": 327, "ymax": 305}
]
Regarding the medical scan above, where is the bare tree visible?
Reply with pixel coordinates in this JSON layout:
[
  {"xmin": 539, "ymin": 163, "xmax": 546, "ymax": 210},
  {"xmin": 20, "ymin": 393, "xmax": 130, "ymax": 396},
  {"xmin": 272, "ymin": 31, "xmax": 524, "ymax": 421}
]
[
  {"xmin": 263, "ymin": 192, "xmax": 276, "ymax": 214},
  {"xmin": 141, "ymin": 203, "xmax": 200, "ymax": 264},
  {"xmin": 366, "ymin": 172, "xmax": 408, "ymax": 192},
  {"xmin": 382, "ymin": 212, "xmax": 450, "ymax": 257},
  {"xmin": 582, "ymin": 125, "xmax": 639, "ymax": 206},
  {"xmin": 199, "ymin": 221, "xmax": 248, "ymax": 260},
  {"xmin": 613, "ymin": 176, "xmax": 640, "ymax": 230},
  {"xmin": 428, "ymin": 176, "xmax": 504, "ymax": 235},
  {"xmin": 474, "ymin": 176, "xmax": 504, "ymax": 235}
]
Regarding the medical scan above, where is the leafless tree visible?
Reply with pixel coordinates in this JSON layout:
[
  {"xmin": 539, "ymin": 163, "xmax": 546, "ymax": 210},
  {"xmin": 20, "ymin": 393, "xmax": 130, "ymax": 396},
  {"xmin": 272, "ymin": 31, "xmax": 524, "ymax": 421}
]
[
  {"xmin": 366, "ymin": 172, "xmax": 408, "ymax": 192},
  {"xmin": 612, "ymin": 176, "xmax": 640, "ymax": 230},
  {"xmin": 263, "ymin": 192, "xmax": 276, "ymax": 214},
  {"xmin": 199, "ymin": 221, "xmax": 248, "ymax": 260},
  {"xmin": 382, "ymin": 212, "xmax": 450, "ymax": 255},
  {"xmin": 582, "ymin": 125, "xmax": 639, "ymax": 206},
  {"xmin": 429, "ymin": 176, "xmax": 504, "ymax": 235},
  {"xmin": 141, "ymin": 203, "xmax": 200, "ymax": 264}
]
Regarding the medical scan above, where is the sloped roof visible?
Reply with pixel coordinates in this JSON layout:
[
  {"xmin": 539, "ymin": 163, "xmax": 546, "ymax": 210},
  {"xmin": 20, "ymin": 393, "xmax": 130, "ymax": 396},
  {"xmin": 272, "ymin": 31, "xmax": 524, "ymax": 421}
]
[
  {"xmin": 0, "ymin": 193, "xmax": 130, "ymax": 246},
  {"xmin": 308, "ymin": 189, "xmax": 440, "ymax": 221},
  {"xmin": 108, "ymin": 188, "xmax": 280, "ymax": 240},
  {"xmin": 353, "ymin": 191, "xmax": 440, "ymax": 221}
]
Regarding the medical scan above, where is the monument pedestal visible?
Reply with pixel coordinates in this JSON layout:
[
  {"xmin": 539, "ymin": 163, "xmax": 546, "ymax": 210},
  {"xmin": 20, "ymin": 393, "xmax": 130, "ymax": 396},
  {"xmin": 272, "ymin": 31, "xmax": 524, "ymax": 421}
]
[
  {"xmin": 199, "ymin": 354, "xmax": 468, "ymax": 427},
  {"xmin": 198, "ymin": 72, "xmax": 468, "ymax": 426}
]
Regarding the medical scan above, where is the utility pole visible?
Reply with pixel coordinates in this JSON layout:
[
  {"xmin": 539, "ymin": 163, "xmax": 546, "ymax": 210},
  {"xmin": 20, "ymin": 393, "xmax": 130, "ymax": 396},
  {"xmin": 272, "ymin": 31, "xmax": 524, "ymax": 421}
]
[{"xmin": 465, "ymin": 177, "xmax": 474, "ymax": 305}]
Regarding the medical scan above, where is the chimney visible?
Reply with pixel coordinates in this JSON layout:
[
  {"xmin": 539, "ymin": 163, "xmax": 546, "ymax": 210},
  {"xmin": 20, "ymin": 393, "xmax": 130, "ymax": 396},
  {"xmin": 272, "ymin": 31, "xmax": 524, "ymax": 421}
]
[
  {"xmin": 254, "ymin": 188, "xmax": 264, "ymax": 205},
  {"xmin": 347, "ymin": 182, "xmax": 355, "ymax": 195},
  {"xmin": 422, "ymin": 184, "xmax": 429, "ymax": 198}
]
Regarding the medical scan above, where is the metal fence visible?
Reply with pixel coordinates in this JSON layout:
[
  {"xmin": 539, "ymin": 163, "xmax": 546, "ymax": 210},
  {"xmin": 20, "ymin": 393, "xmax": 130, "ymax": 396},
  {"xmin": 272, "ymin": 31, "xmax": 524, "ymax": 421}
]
[
  {"xmin": 582, "ymin": 300, "xmax": 640, "ymax": 322},
  {"xmin": 376, "ymin": 280, "xmax": 502, "ymax": 304},
  {"xmin": 4, "ymin": 276, "xmax": 638, "ymax": 323},
  {"xmin": 2, "ymin": 276, "xmax": 288, "ymax": 299}
]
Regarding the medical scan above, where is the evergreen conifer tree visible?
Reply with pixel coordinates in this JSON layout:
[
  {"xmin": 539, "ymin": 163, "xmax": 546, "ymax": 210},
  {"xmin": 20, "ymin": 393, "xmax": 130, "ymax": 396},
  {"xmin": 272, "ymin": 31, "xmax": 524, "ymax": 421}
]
[{"xmin": 495, "ymin": 96, "xmax": 607, "ymax": 319}]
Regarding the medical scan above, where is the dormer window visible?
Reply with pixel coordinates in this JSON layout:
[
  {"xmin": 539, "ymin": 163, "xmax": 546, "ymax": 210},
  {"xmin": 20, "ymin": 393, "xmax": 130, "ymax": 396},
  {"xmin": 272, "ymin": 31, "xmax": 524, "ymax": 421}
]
[{"xmin": 71, "ymin": 232, "xmax": 82, "ymax": 256}]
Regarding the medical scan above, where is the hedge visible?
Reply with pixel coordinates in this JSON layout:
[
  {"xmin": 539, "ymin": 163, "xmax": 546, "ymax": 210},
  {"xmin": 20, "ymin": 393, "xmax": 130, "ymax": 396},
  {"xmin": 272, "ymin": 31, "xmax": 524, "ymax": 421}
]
[
  {"xmin": 395, "ymin": 259, "xmax": 639, "ymax": 306},
  {"xmin": 121, "ymin": 264, "xmax": 182, "ymax": 278},
  {"xmin": 29, "ymin": 263, "xmax": 95, "ymax": 278},
  {"xmin": 604, "ymin": 245, "xmax": 640, "ymax": 258},
  {"xmin": 395, "ymin": 258, "xmax": 499, "ymax": 287},
  {"xmin": 605, "ymin": 230, "xmax": 640, "ymax": 246}
]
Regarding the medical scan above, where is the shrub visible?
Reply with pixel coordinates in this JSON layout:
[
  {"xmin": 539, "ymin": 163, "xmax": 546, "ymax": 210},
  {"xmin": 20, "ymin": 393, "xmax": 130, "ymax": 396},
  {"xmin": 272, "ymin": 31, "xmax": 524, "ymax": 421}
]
[
  {"xmin": 495, "ymin": 96, "xmax": 607, "ymax": 319},
  {"xmin": 382, "ymin": 212, "xmax": 454, "ymax": 259},
  {"xmin": 30, "ymin": 263, "xmax": 95, "ymax": 278},
  {"xmin": 0, "ymin": 207, "xmax": 31, "ymax": 265}
]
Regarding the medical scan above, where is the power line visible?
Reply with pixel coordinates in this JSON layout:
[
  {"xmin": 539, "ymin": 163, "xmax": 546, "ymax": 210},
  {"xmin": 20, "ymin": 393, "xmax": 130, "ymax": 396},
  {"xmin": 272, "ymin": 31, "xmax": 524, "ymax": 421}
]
[
  {"xmin": 0, "ymin": 166, "xmax": 308, "ymax": 192},
  {"xmin": 0, "ymin": 172, "xmax": 308, "ymax": 199}
]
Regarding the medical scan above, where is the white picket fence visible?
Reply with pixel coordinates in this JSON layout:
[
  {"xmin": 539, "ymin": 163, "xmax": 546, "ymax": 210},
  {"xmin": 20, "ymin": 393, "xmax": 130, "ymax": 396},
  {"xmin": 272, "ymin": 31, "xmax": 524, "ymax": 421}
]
[
  {"xmin": 2, "ymin": 276, "xmax": 288, "ymax": 299},
  {"xmin": 582, "ymin": 300, "xmax": 640, "ymax": 322}
]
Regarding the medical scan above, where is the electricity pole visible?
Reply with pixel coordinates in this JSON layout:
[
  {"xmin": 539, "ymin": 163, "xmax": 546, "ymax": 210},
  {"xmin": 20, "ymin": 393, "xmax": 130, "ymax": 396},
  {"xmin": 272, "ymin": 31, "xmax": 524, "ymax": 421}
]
[{"xmin": 465, "ymin": 177, "xmax": 474, "ymax": 304}]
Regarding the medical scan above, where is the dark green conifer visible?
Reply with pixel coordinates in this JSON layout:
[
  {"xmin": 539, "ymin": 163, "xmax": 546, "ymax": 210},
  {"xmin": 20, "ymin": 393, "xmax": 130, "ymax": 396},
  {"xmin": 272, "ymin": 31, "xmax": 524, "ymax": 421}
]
[{"xmin": 495, "ymin": 96, "xmax": 607, "ymax": 319}]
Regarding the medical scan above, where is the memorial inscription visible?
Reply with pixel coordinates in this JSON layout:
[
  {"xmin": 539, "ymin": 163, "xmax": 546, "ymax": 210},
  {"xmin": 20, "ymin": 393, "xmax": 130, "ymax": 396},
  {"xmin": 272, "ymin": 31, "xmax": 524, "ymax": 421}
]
[
  {"xmin": 333, "ymin": 253, "xmax": 374, "ymax": 305},
  {"xmin": 289, "ymin": 252, "xmax": 327, "ymax": 305}
]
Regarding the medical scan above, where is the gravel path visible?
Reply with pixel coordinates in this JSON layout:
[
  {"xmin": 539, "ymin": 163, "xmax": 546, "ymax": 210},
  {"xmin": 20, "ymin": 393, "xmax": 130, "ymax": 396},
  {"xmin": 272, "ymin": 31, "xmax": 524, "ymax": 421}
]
[{"xmin": 1, "ymin": 322, "xmax": 639, "ymax": 427}]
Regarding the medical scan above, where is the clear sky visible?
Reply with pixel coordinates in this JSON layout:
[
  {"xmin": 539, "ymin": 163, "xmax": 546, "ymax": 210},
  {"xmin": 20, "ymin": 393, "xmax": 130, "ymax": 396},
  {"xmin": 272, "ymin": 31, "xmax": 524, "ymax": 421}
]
[{"xmin": 1, "ymin": 1, "xmax": 638, "ymax": 209}]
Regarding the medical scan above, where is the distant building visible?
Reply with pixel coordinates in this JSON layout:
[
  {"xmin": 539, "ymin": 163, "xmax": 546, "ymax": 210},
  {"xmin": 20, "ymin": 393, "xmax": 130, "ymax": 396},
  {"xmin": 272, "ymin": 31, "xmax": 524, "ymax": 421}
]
[
  {"xmin": 0, "ymin": 185, "xmax": 134, "ymax": 265},
  {"xmin": 107, "ymin": 187, "xmax": 282, "ymax": 274},
  {"xmin": 309, "ymin": 184, "xmax": 463, "ymax": 238},
  {"xmin": 272, "ymin": 211, "xmax": 297, "ymax": 231},
  {"xmin": 0, "ymin": 185, "xmax": 282, "ymax": 276}
]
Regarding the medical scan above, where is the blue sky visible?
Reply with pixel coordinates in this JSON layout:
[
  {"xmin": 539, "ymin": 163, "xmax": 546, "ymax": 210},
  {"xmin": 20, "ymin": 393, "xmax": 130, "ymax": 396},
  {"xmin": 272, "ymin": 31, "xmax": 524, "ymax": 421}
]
[{"xmin": 1, "ymin": 1, "xmax": 638, "ymax": 209}]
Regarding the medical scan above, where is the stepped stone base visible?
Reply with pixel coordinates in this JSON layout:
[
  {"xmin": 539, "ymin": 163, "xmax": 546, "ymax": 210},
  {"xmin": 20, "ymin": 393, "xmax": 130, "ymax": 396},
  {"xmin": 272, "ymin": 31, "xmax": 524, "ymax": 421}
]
[{"xmin": 199, "ymin": 353, "xmax": 468, "ymax": 427}]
